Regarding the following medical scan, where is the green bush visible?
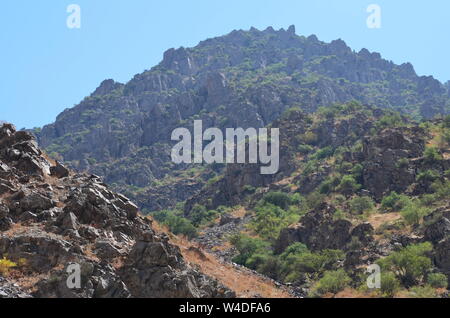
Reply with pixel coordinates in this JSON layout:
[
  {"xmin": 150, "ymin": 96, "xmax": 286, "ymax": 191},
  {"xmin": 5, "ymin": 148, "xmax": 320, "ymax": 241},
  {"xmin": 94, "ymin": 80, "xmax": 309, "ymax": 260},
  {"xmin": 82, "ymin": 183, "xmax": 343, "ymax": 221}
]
[
  {"xmin": 336, "ymin": 175, "xmax": 361, "ymax": 195},
  {"xmin": 349, "ymin": 196, "xmax": 375, "ymax": 215},
  {"xmin": 431, "ymin": 180, "xmax": 450, "ymax": 200},
  {"xmin": 427, "ymin": 273, "xmax": 448, "ymax": 289},
  {"xmin": 396, "ymin": 158, "xmax": 409, "ymax": 169},
  {"xmin": 319, "ymin": 179, "xmax": 334, "ymax": 194},
  {"xmin": 298, "ymin": 144, "xmax": 314, "ymax": 154},
  {"xmin": 250, "ymin": 202, "xmax": 298, "ymax": 240},
  {"xmin": 443, "ymin": 115, "xmax": 450, "ymax": 128},
  {"xmin": 151, "ymin": 210, "xmax": 197, "ymax": 238},
  {"xmin": 263, "ymin": 192, "xmax": 292, "ymax": 210},
  {"xmin": 350, "ymin": 164, "xmax": 364, "ymax": 180},
  {"xmin": 416, "ymin": 170, "xmax": 440, "ymax": 183},
  {"xmin": 281, "ymin": 248, "xmax": 344, "ymax": 277},
  {"xmin": 313, "ymin": 146, "xmax": 334, "ymax": 160},
  {"xmin": 377, "ymin": 114, "xmax": 404, "ymax": 128},
  {"xmin": 190, "ymin": 204, "xmax": 218, "ymax": 227},
  {"xmin": 424, "ymin": 147, "xmax": 443, "ymax": 163},
  {"xmin": 299, "ymin": 131, "xmax": 318, "ymax": 145},
  {"xmin": 313, "ymin": 269, "xmax": 351, "ymax": 295},
  {"xmin": 381, "ymin": 192, "xmax": 411, "ymax": 212},
  {"xmin": 378, "ymin": 242, "xmax": 433, "ymax": 287},
  {"xmin": 256, "ymin": 256, "xmax": 281, "ymax": 279},
  {"xmin": 380, "ymin": 272, "xmax": 401, "ymax": 297},
  {"xmin": 400, "ymin": 203, "xmax": 430, "ymax": 225},
  {"xmin": 230, "ymin": 234, "xmax": 271, "ymax": 268},
  {"xmin": 305, "ymin": 191, "xmax": 326, "ymax": 210}
]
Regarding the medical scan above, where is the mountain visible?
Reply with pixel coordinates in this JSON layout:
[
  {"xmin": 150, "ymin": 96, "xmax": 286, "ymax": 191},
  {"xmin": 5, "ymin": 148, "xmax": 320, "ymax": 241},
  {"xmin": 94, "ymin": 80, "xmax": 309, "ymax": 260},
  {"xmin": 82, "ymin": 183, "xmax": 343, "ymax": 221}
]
[
  {"xmin": 35, "ymin": 26, "xmax": 450, "ymax": 213},
  {"xmin": 27, "ymin": 27, "xmax": 450, "ymax": 297},
  {"xmin": 0, "ymin": 123, "xmax": 236, "ymax": 298}
]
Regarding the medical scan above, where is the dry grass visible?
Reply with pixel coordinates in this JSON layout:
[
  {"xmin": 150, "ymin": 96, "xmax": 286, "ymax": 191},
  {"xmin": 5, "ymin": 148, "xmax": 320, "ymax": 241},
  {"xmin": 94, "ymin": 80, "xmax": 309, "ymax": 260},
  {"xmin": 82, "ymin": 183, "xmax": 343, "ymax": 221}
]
[
  {"xmin": 173, "ymin": 235, "xmax": 292, "ymax": 298},
  {"xmin": 229, "ymin": 207, "xmax": 248, "ymax": 219},
  {"xmin": 333, "ymin": 288, "xmax": 377, "ymax": 298},
  {"xmin": 150, "ymin": 218, "xmax": 292, "ymax": 298},
  {"xmin": 367, "ymin": 212, "xmax": 402, "ymax": 230}
]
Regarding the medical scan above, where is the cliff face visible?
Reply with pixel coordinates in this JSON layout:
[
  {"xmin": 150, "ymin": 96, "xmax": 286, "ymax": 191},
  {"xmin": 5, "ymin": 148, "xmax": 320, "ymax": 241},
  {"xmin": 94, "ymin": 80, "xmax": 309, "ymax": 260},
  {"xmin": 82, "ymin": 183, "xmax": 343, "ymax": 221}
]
[
  {"xmin": 0, "ymin": 123, "xmax": 234, "ymax": 298},
  {"xmin": 34, "ymin": 26, "xmax": 450, "ymax": 212}
]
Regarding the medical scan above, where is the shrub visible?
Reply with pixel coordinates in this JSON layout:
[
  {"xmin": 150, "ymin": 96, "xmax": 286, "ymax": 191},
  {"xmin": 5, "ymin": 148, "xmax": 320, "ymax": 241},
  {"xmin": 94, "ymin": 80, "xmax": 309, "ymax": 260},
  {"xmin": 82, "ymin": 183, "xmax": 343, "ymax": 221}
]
[
  {"xmin": 242, "ymin": 185, "xmax": 256, "ymax": 193},
  {"xmin": 349, "ymin": 196, "xmax": 375, "ymax": 215},
  {"xmin": 319, "ymin": 179, "xmax": 334, "ymax": 194},
  {"xmin": 416, "ymin": 170, "xmax": 440, "ymax": 183},
  {"xmin": 378, "ymin": 242, "xmax": 433, "ymax": 287},
  {"xmin": 313, "ymin": 269, "xmax": 351, "ymax": 295},
  {"xmin": 396, "ymin": 158, "xmax": 409, "ymax": 169},
  {"xmin": 350, "ymin": 164, "xmax": 364, "ymax": 179},
  {"xmin": 151, "ymin": 210, "xmax": 197, "ymax": 238},
  {"xmin": 443, "ymin": 115, "xmax": 450, "ymax": 128},
  {"xmin": 400, "ymin": 203, "xmax": 430, "ymax": 225},
  {"xmin": 190, "ymin": 204, "xmax": 218, "ymax": 227},
  {"xmin": 230, "ymin": 234, "xmax": 271, "ymax": 268},
  {"xmin": 377, "ymin": 114, "xmax": 403, "ymax": 128},
  {"xmin": 408, "ymin": 285, "xmax": 438, "ymax": 298},
  {"xmin": 282, "ymin": 249, "xmax": 344, "ymax": 276},
  {"xmin": 298, "ymin": 144, "xmax": 314, "ymax": 154},
  {"xmin": 313, "ymin": 146, "xmax": 334, "ymax": 160},
  {"xmin": 299, "ymin": 131, "xmax": 318, "ymax": 145},
  {"xmin": 250, "ymin": 203, "xmax": 298, "ymax": 240},
  {"xmin": 380, "ymin": 272, "xmax": 401, "ymax": 297},
  {"xmin": 336, "ymin": 175, "xmax": 361, "ymax": 195},
  {"xmin": 305, "ymin": 191, "xmax": 326, "ymax": 210},
  {"xmin": 381, "ymin": 192, "xmax": 411, "ymax": 212},
  {"xmin": 424, "ymin": 147, "xmax": 443, "ymax": 163},
  {"xmin": 256, "ymin": 256, "xmax": 281, "ymax": 279},
  {"xmin": 431, "ymin": 180, "xmax": 450, "ymax": 200},
  {"xmin": 263, "ymin": 192, "xmax": 292, "ymax": 210},
  {"xmin": 0, "ymin": 257, "xmax": 17, "ymax": 276},
  {"xmin": 427, "ymin": 273, "xmax": 448, "ymax": 289}
]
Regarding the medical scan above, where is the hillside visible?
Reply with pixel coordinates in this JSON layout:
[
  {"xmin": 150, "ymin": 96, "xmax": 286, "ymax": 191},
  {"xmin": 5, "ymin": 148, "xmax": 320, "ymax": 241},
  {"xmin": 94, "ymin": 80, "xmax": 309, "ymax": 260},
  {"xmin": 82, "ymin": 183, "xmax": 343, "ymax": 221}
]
[
  {"xmin": 0, "ymin": 123, "xmax": 236, "ymax": 298},
  {"xmin": 34, "ymin": 26, "xmax": 450, "ymax": 212},
  {"xmin": 27, "ymin": 26, "xmax": 450, "ymax": 298},
  {"xmin": 178, "ymin": 103, "xmax": 450, "ymax": 297}
]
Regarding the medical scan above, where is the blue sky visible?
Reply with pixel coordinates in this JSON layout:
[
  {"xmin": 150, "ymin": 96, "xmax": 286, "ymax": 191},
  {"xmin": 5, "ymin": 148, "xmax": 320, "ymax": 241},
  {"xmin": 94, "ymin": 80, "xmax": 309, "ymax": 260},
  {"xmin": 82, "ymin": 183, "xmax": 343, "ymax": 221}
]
[{"xmin": 1, "ymin": 0, "xmax": 449, "ymax": 128}]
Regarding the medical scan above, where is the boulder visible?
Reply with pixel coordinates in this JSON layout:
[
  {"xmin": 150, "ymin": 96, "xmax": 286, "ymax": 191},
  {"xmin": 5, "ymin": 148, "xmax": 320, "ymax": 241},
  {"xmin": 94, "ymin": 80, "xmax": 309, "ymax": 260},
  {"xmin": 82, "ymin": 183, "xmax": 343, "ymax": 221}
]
[{"xmin": 50, "ymin": 161, "xmax": 69, "ymax": 178}]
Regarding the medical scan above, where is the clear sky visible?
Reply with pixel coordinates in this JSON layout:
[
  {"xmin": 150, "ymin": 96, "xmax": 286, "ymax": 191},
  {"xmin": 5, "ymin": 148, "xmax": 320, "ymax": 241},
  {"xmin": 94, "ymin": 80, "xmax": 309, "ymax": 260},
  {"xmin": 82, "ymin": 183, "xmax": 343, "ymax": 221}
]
[{"xmin": 1, "ymin": 0, "xmax": 449, "ymax": 129}]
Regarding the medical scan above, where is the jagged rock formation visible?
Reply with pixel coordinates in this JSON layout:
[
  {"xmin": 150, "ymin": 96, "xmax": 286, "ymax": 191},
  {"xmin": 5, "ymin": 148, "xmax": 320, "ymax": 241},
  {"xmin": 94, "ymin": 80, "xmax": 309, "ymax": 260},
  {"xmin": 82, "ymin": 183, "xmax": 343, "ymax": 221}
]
[
  {"xmin": 274, "ymin": 203, "xmax": 374, "ymax": 253},
  {"xmin": 0, "ymin": 123, "xmax": 234, "ymax": 298},
  {"xmin": 34, "ymin": 26, "xmax": 450, "ymax": 212}
]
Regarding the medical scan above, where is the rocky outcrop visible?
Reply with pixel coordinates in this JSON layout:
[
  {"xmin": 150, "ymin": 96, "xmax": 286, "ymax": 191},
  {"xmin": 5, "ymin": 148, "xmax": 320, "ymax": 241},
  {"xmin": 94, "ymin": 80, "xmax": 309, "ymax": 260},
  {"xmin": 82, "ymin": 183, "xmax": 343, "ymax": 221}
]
[
  {"xmin": 423, "ymin": 207, "xmax": 450, "ymax": 283},
  {"xmin": 274, "ymin": 203, "xmax": 374, "ymax": 253},
  {"xmin": 362, "ymin": 127, "xmax": 426, "ymax": 200},
  {"xmin": 0, "ymin": 123, "xmax": 235, "ymax": 298}
]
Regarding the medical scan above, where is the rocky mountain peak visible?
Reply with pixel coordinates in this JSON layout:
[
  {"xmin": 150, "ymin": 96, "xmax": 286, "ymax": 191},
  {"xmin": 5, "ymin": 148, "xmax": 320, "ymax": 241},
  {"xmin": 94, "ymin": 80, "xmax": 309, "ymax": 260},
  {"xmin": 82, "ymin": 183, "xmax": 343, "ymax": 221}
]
[{"xmin": 92, "ymin": 79, "xmax": 124, "ymax": 97}]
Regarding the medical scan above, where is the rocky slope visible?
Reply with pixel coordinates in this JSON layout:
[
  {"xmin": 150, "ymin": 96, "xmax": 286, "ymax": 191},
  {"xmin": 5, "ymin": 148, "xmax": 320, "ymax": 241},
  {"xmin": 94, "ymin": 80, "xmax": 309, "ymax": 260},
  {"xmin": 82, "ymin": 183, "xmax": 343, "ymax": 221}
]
[
  {"xmin": 182, "ymin": 104, "xmax": 450, "ymax": 297},
  {"xmin": 0, "ymin": 123, "xmax": 235, "ymax": 298},
  {"xmin": 34, "ymin": 26, "xmax": 450, "ymax": 212}
]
